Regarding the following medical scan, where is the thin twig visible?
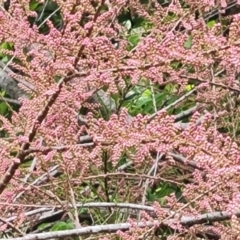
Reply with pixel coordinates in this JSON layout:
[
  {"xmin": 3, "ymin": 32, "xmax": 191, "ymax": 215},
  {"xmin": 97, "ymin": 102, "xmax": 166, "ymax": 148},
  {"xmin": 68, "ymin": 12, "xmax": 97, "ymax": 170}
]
[
  {"xmin": 138, "ymin": 153, "xmax": 163, "ymax": 221},
  {"xmin": 148, "ymin": 88, "xmax": 196, "ymax": 122},
  {"xmin": 0, "ymin": 97, "xmax": 21, "ymax": 105},
  {"xmin": 82, "ymin": 172, "xmax": 184, "ymax": 186},
  {"xmin": 0, "ymin": 216, "xmax": 25, "ymax": 236},
  {"xmin": 180, "ymin": 74, "xmax": 240, "ymax": 93}
]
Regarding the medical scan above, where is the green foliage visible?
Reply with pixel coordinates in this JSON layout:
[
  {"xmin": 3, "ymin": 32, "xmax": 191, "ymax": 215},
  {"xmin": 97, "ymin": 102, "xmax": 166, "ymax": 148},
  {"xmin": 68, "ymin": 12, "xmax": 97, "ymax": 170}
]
[
  {"xmin": 29, "ymin": 0, "xmax": 40, "ymax": 10},
  {"xmin": 127, "ymin": 34, "xmax": 141, "ymax": 50},
  {"xmin": 184, "ymin": 35, "xmax": 192, "ymax": 49},
  {"xmin": 37, "ymin": 222, "xmax": 52, "ymax": 231},
  {"xmin": 123, "ymin": 82, "xmax": 182, "ymax": 116},
  {"xmin": 0, "ymin": 42, "xmax": 13, "ymax": 62},
  {"xmin": 207, "ymin": 20, "xmax": 216, "ymax": 28},
  {"xmin": 50, "ymin": 221, "xmax": 74, "ymax": 231},
  {"xmin": 0, "ymin": 102, "xmax": 8, "ymax": 116},
  {"xmin": 0, "ymin": 91, "xmax": 12, "ymax": 117},
  {"xmin": 146, "ymin": 182, "xmax": 180, "ymax": 204},
  {"xmin": 28, "ymin": 0, "xmax": 62, "ymax": 33}
]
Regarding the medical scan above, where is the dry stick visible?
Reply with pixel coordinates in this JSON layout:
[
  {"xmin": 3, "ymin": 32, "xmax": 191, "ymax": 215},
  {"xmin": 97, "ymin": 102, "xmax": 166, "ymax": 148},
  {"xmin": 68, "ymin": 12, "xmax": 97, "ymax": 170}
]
[
  {"xmin": 0, "ymin": 202, "xmax": 160, "ymax": 213},
  {"xmin": 116, "ymin": 151, "xmax": 201, "ymax": 174},
  {"xmin": 0, "ymin": 216, "xmax": 24, "ymax": 236},
  {"xmin": 203, "ymin": 0, "xmax": 239, "ymax": 20},
  {"xmin": 140, "ymin": 153, "xmax": 164, "ymax": 219},
  {"xmin": 168, "ymin": 152, "xmax": 203, "ymax": 171},
  {"xmin": 0, "ymin": 207, "xmax": 53, "ymax": 227},
  {"xmin": 68, "ymin": 176, "xmax": 82, "ymax": 229},
  {"xmin": 1, "ymin": 221, "xmax": 160, "ymax": 240},
  {"xmin": 0, "ymin": 97, "xmax": 21, "ymax": 105},
  {"xmin": 4, "ymin": 208, "xmax": 240, "ymax": 240},
  {"xmin": 24, "ymin": 144, "xmax": 85, "ymax": 155},
  {"xmin": 0, "ymin": 55, "xmax": 15, "ymax": 76},
  {"xmin": 3, "ymin": 199, "xmax": 240, "ymax": 238},
  {"xmin": 150, "ymin": 82, "xmax": 157, "ymax": 113},
  {"xmin": 0, "ymin": 94, "xmax": 15, "ymax": 112},
  {"xmin": 210, "ymin": 65, "xmax": 218, "ymax": 133},
  {"xmin": 0, "ymin": 202, "xmax": 164, "ymax": 228},
  {"xmin": 174, "ymin": 104, "xmax": 201, "ymax": 122},
  {"xmin": 180, "ymin": 74, "xmax": 240, "ymax": 94}
]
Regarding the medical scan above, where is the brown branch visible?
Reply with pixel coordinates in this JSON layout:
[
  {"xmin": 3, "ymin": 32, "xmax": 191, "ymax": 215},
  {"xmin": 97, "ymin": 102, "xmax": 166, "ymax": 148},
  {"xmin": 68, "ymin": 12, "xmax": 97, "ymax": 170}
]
[
  {"xmin": 180, "ymin": 74, "xmax": 240, "ymax": 93},
  {"xmin": 0, "ymin": 216, "xmax": 25, "ymax": 236},
  {"xmin": 4, "ymin": 208, "xmax": 240, "ymax": 240},
  {"xmin": 0, "ymin": 0, "xmax": 106, "ymax": 194},
  {"xmin": 0, "ymin": 77, "xmax": 65, "ymax": 194}
]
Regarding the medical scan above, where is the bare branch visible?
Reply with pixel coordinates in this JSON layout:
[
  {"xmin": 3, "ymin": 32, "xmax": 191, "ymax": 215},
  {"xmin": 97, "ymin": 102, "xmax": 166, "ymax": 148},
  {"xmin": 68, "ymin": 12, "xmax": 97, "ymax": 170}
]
[{"xmin": 4, "ymin": 209, "xmax": 240, "ymax": 240}]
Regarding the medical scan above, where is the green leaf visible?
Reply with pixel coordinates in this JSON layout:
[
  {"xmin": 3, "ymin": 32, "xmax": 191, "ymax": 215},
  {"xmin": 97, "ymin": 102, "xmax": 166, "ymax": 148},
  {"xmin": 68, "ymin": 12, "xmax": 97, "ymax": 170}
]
[
  {"xmin": 0, "ymin": 42, "xmax": 12, "ymax": 58},
  {"xmin": 124, "ymin": 92, "xmax": 139, "ymax": 101},
  {"xmin": 131, "ymin": 26, "xmax": 145, "ymax": 34},
  {"xmin": 185, "ymin": 84, "xmax": 194, "ymax": 91},
  {"xmin": 29, "ymin": 0, "xmax": 40, "ymax": 10},
  {"xmin": 0, "ymin": 42, "xmax": 10, "ymax": 50},
  {"xmin": 66, "ymin": 222, "xmax": 74, "ymax": 229},
  {"xmin": 184, "ymin": 35, "xmax": 192, "ymax": 49},
  {"xmin": 163, "ymin": 13, "xmax": 177, "ymax": 23},
  {"xmin": 54, "ymin": 75, "xmax": 62, "ymax": 82},
  {"xmin": 142, "ymin": 89, "xmax": 151, "ymax": 97},
  {"xmin": 37, "ymin": 222, "xmax": 51, "ymax": 230},
  {"xmin": 156, "ymin": 92, "xmax": 168, "ymax": 105},
  {"xmin": 146, "ymin": 188, "xmax": 156, "ymax": 201},
  {"xmin": 1, "ymin": 56, "xmax": 10, "ymax": 63},
  {"xmin": 207, "ymin": 20, "xmax": 216, "ymax": 29},
  {"xmin": 132, "ymin": 17, "xmax": 145, "ymax": 28},
  {"xmin": 0, "ymin": 102, "xmax": 8, "ymax": 115},
  {"xmin": 170, "ymin": 60, "xmax": 182, "ymax": 70},
  {"xmin": 45, "ymin": 1, "xmax": 59, "ymax": 11},
  {"xmin": 0, "ymin": 90, "xmax": 6, "ymax": 96},
  {"xmin": 127, "ymin": 34, "xmax": 140, "ymax": 48},
  {"xmin": 164, "ymin": 84, "xmax": 178, "ymax": 93},
  {"xmin": 50, "ymin": 221, "xmax": 74, "ymax": 231}
]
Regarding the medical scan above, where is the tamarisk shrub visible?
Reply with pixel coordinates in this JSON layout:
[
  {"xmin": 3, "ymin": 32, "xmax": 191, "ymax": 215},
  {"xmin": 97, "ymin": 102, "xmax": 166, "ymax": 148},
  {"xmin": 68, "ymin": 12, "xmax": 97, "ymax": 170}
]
[{"xmin": 0, "ymin": 0, "xmax": 240, "ymax": 239}]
